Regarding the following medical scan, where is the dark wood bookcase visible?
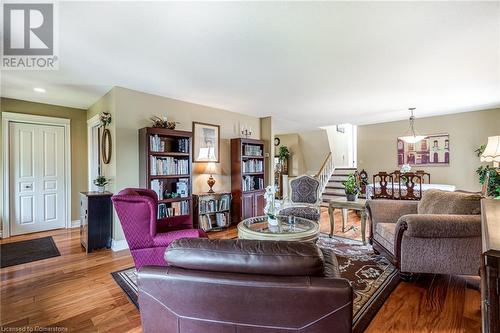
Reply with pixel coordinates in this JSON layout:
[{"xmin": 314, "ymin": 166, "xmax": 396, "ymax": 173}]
[
  {"xmin": 193, "ymin": 192, "xmax": 232, "ymax": 232},
  {"xmin": 231, "ymin": 138, "xmax": 266, "ymax": 223},
  {"xmin": 139, "ymin": 127, "xmax": 193, "ymax": 226}
]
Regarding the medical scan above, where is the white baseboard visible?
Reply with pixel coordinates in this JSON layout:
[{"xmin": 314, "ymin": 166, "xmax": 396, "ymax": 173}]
[
  {"xmin": 71, "ymin": 220, "xmax": 80, "ymax": 228},
  {"xmin": 111, "ymin": 239, "xmax": 129, "ymax": 252}
]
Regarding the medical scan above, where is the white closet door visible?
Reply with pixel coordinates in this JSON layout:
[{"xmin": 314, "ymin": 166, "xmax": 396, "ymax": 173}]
[{"xmin": 10, "ymin": 122, "xmax": 66, "ymax": 235}]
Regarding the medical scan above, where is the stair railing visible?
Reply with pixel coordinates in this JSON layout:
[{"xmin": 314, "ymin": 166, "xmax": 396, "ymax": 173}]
[{"xmin": 315, "ymin": 152, "xmax": 334, "ymax": 196}]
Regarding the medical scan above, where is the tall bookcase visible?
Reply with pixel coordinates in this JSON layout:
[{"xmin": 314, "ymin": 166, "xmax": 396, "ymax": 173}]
[
  {"xmin": 139, "ymin": 127, "xmax": 193, "ymax": 226},
  {"xmin": 231, "ymin": 138, "xmax": 266, "ymax": 223}
]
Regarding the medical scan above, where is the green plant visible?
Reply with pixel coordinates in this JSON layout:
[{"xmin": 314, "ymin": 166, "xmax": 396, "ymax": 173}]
[
  {"xmin": 476, "ymin": 165, "xmax": 500, "ymax": 198},
  {"xmin": 278, "ymin": 146, "xmax": 290, "ymax": 162},
  {"xmin": 93, "ymin": 175, "xmax": 109, "ymax": 187},
  {"xmin": 342, "ymin": 173, "xmax": 359, "ymax": 195},
  {"xmin": 475, "ymin": 144, "xmax": 486, "ymax": 157}
]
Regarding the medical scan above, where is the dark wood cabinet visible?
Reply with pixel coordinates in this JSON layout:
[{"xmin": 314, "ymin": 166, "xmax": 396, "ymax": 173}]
[
  {"xmin": 231, "ymin": 138, "xmax": 266, "ymax": 223},
  {"xmin": 481, "ymin": 199, "xmax": 500, "ymax": 333},
  {"xmin": 193, "ymin": 192, "xmax": 231, "ymax": 232},
  {"xmin": 80, "ymin": 192, "xmax": 113, "ymax": 253}
]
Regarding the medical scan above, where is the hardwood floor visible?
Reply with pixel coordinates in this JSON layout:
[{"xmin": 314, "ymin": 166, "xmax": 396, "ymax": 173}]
[{"xmin": 1, "ymin": 208, "xmax": 481, "ymax": 332}]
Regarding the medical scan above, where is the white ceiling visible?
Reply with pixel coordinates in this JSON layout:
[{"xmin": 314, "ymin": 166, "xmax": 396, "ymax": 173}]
[{"xmin": 2, "ymin": 1, "xmax": 499, "ymax": 133}]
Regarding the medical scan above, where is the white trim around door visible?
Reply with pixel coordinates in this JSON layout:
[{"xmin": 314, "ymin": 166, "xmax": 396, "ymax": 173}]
[
  {"xmin": 2, "ymin": 112, "xmax": 71, "ymax": 238},
  {"xmin": 87, "ymin": 114, "xmax": 100, "ymax": 191}
]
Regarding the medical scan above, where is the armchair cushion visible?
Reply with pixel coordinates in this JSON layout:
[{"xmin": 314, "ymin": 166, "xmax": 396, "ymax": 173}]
[
  {"xmin": 165, "ymin": 238, "xmax": 326, "ymax": 276},
  {"xmin": 417, "ymin": 189, "xmax": 481, "ymax": 215},
  {"xmin": 367, "ymin": 199, "xmax": 418, "ymax": 224},
  {"xmin": 374, "ymin": 223, "xmax": 397, "ymax": 255},
  {"xmin": 396, "ymin": 214, "xmax": 481, "ymax": 238},
  {"xmin": 279, "ymin": 206, "xmax": 321, "ymax": 222}
]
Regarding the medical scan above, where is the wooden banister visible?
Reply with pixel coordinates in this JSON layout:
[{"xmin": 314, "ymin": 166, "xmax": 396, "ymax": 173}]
[{"xmin": 315, "ymin": 152, "xmax": 334, "ymax": 197}]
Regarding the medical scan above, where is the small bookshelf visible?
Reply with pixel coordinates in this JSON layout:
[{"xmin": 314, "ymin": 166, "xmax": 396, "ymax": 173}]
[
  {"xmin": 193, "ymin": 192, "xmax": 232, "ymax": 232},
  {"xmin": 231, "ymin": 138, "xmax": 266, "ymax": 223},
  {"xmin": 139, "ymin": 127, "xmax": 193, "ymax": 224}
]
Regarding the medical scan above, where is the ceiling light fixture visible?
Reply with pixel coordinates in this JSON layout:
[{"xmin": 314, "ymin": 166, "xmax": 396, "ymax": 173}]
[
  {"xmin": 400, "ymin": 107, "xmax": 426, "ymax": 144},
  {"xmin": 33, "ymin": 87, "xmax": 46, "ymax": 93}
]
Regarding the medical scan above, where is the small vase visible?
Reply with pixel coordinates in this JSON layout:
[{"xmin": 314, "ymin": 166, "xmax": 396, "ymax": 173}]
[
  {"xmin": 97, "ymin": 186, "xmax": 105, "ymax": 193},
  {"xmin": 346, "ymin": 193, "xmax": 358, "ymax": 202},
  {"xmin": 267, "ymin": 214, "xmax": 279, "ymax": 226}
]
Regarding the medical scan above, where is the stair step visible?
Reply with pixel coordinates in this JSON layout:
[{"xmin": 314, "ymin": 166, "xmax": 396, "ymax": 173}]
[
  {"xmin": 324, "ymin": 189, "xmax": 346, "ymax": 196},
  {"xmin": 330, "ymin": 175, "xmax": 349, "ymax": 181}
]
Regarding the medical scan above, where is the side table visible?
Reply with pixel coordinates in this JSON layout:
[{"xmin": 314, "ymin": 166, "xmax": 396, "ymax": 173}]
[{"xmin": 328, "ymin": 197, "xmax": 367, "ymax": 244}]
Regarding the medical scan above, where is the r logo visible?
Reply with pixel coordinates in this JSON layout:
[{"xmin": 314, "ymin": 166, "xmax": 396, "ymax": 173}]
[{"xmin": 3, "ymin": 3, "xmax": 54, "ymax": 56}]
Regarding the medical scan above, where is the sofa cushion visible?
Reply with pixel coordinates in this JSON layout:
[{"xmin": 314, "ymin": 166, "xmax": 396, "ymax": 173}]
[
  {"xmin": 165, "ymin": 238, "xmax": 325, "ymax": 276},
  {"xmin": 374, "ymin": 223, "xmax": 397, "ymax": 255},
  {"xmin": 417, "ymin": 189, "xmax": 481, "ymax": 215}
]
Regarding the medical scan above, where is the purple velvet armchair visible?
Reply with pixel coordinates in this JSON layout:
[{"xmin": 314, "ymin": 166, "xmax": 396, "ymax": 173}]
[{"xmin": 111, "ymin": 188, "xmax": 207, "ymax": 269}]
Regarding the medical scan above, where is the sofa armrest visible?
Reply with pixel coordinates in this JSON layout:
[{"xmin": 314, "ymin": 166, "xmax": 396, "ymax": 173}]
[
  {"xmin": 366, "ymin": 200, "xmax": 418, "ymax": 225},
  {"xmin": 396, "ymin": 214, "xmax": 481, "ymax": 238}
]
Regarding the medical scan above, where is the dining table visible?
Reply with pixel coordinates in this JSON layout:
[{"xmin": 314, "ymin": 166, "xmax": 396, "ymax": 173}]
[{"xmin": 365, "ymin": 183, "xmax": 456, "ymax": 199}]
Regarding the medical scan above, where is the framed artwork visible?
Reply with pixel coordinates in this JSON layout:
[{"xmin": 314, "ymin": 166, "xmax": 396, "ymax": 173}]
[
  {"xmin": 336, "ymin": 125, "xmax": 345, "ymax": 133},
  {"xmin": 397, "ymin": 134, "xmax": 450, "ymax": 167},
  {"xmin": 192, "ymin": 122, "xmax": 220, "ymax": 162}
]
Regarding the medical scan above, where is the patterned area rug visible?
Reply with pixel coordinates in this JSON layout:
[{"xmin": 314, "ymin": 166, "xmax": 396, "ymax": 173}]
[{"xmin": 112, "ymin": 234, "xmax": 399, "ymax": 333}]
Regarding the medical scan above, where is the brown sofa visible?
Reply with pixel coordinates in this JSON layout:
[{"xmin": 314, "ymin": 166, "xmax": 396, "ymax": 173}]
[
  {"xmin": 138, "ymin": 238, "xmax": 353, "ymax": 333},
  {"xmin": 367, "ymin": 189, "xmax": 482, "ymax": 277}
]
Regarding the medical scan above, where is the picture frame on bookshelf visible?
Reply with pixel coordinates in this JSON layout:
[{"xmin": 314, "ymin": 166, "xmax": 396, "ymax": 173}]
[{"xmin": 192, "ymin": 122, "xmax": 220, "ymax": 163}]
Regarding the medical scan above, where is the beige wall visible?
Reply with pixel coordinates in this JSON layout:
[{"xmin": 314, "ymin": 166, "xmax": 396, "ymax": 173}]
[
  {"xmin": 0, "ymin": 98, "xmax": 87, "ymax": 222},
  {"xmin": 358, "ymin": 108, "xmax": 500, "ymax": 191},
  {"xmin": 95, "ymin": 87, "xmax": 262, "ymax": 240},
  {"xmin": 275, "ymin": 129, "xmax": 330, "ymax": 176}
]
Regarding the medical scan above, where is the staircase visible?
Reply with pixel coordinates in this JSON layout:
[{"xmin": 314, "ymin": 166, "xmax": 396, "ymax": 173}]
[{"xmin": 320, "ymin": 167, "xmax": 359, "ymax": 207}]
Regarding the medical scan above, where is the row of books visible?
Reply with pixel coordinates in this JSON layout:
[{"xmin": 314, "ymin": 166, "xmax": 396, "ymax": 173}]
[
  {"xmin": 150, "ymin": 135, "xmax": 189, "ymax": 153},
  {"xmin": 199, "ymin": 195, "xmax": 230, "ymax": 214},
  {"xmin": 150, "ymin": 179, "xmax": 189, "ymax": 200},
  {"xmin": 242, "ymin": 159, "xmax": 263, "ymax": 173},
  {"xmin": 157, "ymin": 200, "xmax": 190, "ymax": 218},
  {"xmin": 242, "ymin": 175, "xmax": 264, "ymax": 192},
  {"xmin": 198, "ymin": 212, "xmax": 230, "ymax": 231},
  {"xmin": 150, "ymin": 156, "xmax": 189, "ymax": 175},
  {"xmin": 243, "ymin": 144, "xmax": 263, "ymax": 157}
]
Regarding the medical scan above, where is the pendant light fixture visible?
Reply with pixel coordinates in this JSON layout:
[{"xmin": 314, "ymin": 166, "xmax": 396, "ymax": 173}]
[{"xmin": 400, "ymin": 107, "xmax": 426, "ymax": 144}]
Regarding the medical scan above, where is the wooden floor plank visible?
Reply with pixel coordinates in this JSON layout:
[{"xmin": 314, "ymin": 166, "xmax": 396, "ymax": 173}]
[{"xmin": 1, "ymin": 209, "xmax": 481, "ymax": 332}]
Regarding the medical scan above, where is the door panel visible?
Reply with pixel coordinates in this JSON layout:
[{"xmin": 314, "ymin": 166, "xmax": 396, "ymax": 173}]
[
  {"xmin": 10, "ymin": 122, "xmax": 66, "ymax": 235},
  {"xmin": 254, "ymin": 191, "xmax": 265, "ymax": 216},
  {"xmin": 241, "ymin": 193, "xmax": 254, "ymax": 220}
]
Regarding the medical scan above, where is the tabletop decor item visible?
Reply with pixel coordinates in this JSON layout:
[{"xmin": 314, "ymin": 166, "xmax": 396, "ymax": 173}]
[
  {"xmin": 478, "ymin": 136, "xmax": 500, "ymax": 198},
  {"xmin": 400, "ymin": 163, "xmax": 411, "ymax": 183},
  {"xmin": 150, "ymin": 115, "xmax": 178, "ymax": 129},
  {"xmin": 93, "ymin": 175, "xmax": 109, "ymax": 193},
  {"xmin": 342, "ymin": 173, "xmax": 360, "ymax": 201},
  {"xmin": 193, "ymin": 122, "xmax": 220, "ymax": 162},
  {"xmin": 264, "ymin": 185, "xmax": 278, "ymax": 225},
  {"xmin": 204, "ymin": 162, "xmax": 217, "ymax": 193}
]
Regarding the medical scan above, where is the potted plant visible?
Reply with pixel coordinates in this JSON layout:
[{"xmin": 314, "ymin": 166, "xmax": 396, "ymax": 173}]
[
  {"xmin": 342, "ymin": 173, "xmax": 359, "ymax": 201},
  {"xmin": 93, "ymin": 175, "xmax": 109, "ymax": 193},
  {"xmin": 277, "ymin": 146, "xmax": 290, "ymax": 173}
]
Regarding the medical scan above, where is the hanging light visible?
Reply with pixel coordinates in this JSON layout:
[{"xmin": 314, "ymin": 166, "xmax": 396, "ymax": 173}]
[{"xmin": 400, "ymin": 107, "xmax": 426, "ymax": 144}]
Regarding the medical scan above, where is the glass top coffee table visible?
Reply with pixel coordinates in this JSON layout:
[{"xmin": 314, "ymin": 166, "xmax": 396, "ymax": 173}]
[{"xmin": 237, "ymin": 215, "xmax": 320, "ymax": 242}]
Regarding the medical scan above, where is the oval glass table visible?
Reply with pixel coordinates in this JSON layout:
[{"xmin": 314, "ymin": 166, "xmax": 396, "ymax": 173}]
[{"xmin": 237, "ymin": 215, "xmax": 320, "ymax": 242}]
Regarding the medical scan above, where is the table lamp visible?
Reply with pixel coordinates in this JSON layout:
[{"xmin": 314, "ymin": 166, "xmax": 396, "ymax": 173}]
[
  {"xmin": 205, "ymin": 162, "xmax": 217, "ymax": 193},
  {"xmin": 481, "ymin": 136, "xmax": 500, "ymax": 168}
]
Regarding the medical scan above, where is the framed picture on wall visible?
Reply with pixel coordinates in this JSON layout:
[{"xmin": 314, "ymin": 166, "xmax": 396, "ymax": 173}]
[
  {"xmin": 397, "ymin": 133, "xmax": 450, "ymax": 166},
  {"xmin": 192, "ymin": 122, "xmax": 220, "ymax": 162}
]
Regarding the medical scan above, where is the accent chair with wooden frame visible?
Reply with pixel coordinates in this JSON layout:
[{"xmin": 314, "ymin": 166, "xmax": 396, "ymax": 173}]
[
  {"xmin": 398, "ymin": 172, "xmax": 423, "ymax": 201},
  {"xmin": 371, "ymin": 172, "xmax": 394, "ymax": 199},
  {"xmin": 279, "ymin": 175, "xmax": 321, "ymax": 222}
]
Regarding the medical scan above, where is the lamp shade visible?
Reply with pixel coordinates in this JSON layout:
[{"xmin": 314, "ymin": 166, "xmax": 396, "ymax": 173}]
[
  {"xmin": 481, "ymin": 136, "xmax": 500, "ymax": 162},
  {"xmin": 204, "ymin": 162, "xmax": 217, "ymax": 175}
]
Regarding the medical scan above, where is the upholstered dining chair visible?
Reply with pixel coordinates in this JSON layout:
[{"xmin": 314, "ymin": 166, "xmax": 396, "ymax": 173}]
[
  {"xmin": 279, "ymin": 175, "xmax": 321, "ymax": 222},
  {"xmin": 111, "ymin": 188, "xmax": 207, "ymax": 269}
]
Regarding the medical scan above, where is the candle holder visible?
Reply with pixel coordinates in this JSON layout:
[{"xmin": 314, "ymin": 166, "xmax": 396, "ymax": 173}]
[{"xmin": 241, "ymin": 128, "xmax": 252, "ymax": 138}]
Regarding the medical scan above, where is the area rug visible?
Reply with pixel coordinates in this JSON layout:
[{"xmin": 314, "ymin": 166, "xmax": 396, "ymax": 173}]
[
  {"xmin": 112, "ymin": 234, "xmax": 399, "ymax": 333},
  {"xmin": 0, "ymin": 236, "xmax": 61, "ymax": 268}
]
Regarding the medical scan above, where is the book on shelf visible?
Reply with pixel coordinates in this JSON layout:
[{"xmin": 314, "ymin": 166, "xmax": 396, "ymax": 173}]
[
  {"xmin": 198, "ymin": 211, "xmax": 230, "ymax": 231},
  {"xmin": 157, "ymin": 200, "xmax": 190, "ymax": 219},
  {"xmin": 151, "ymin": 178, "xmax": 190, "ymax": 200},
  {"xmin": 242, "ymin": 176, "xmax": 264, "ymax": 191},
  {"xmin": 199, "ymin": 195, "xmax": 230, "ymax": 214},
  {"xmin": 243, "ymin": 144, "xmax": 262, "ymax": 157},
  {"xmin": 150, "ymin": 156, "xmax": 189, "ymax": 175},
  {"xmin": 150, "ymin": 135, "xmax": 190, "ymax": 153},
  {"xmin": 242, "ymin": 159, "xmax": 263, "ymax": 173}
]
